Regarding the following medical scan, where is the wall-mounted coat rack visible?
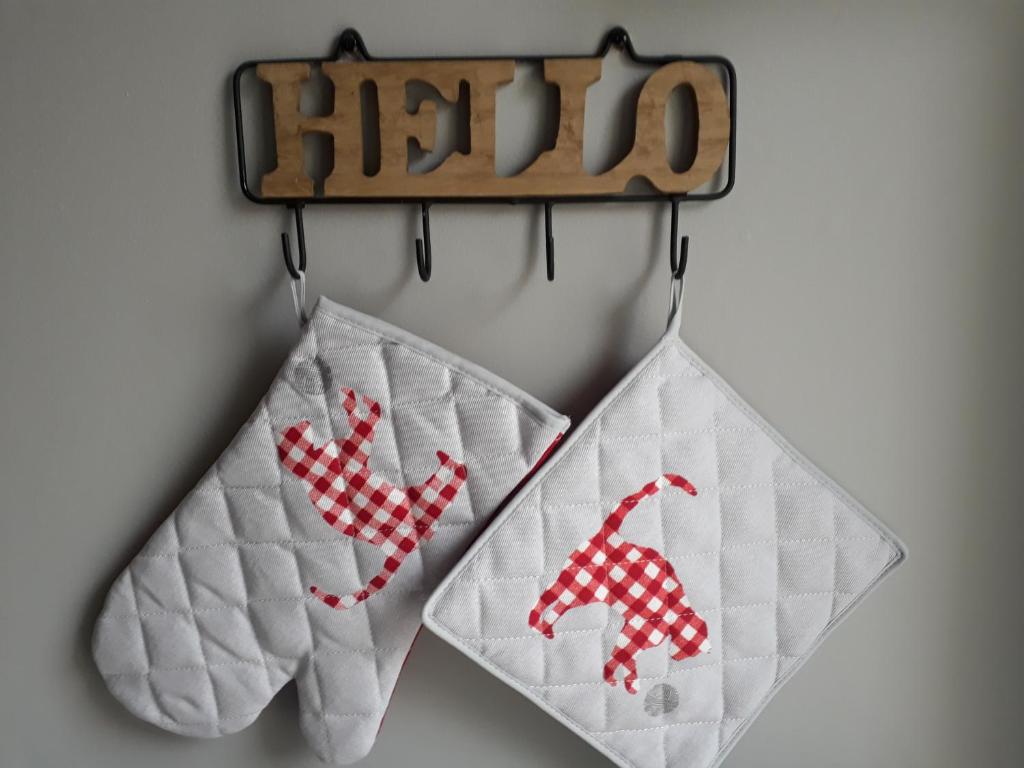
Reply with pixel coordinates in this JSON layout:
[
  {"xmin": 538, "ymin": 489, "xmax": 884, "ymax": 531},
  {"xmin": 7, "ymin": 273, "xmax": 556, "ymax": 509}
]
[{"xmin": 232, "ymin": 27, "xmax": 736, "ymax": 282}]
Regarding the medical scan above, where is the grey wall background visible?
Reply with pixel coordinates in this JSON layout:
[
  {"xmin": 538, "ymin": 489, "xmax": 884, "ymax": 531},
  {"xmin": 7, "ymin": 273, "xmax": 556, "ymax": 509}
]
[{"xmin": 2, "ymin": 1, "xmax": 1022, "ymax": 766}]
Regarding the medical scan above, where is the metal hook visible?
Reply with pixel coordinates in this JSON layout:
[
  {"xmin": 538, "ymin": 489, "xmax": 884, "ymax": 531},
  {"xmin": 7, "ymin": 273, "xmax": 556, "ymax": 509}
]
[
  {"xmin": 544, "ymin": 202, "xmax": 555, "ymax": 281},
  {"xmin": 415, "ymin": 202, "xmax": 432, "ymax": 281},
  {"xmin": 598, "ymin": 27, "xmax": 640, "ymax": 61},
  {"xmin": 333, "ymin": 28, "xmax": 371, "ymax": 60},
  {"xmin": 669, "ymin": 198, "xmax": 688, "ymax": 279},
  {"xmin": 282, "ymin": 204, "xmax": 307, "ymax": 279}
]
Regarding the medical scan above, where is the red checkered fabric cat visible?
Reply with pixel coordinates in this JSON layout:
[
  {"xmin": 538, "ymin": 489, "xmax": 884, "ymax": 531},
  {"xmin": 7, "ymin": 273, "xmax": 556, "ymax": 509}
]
[
  {"xmin": 277, "ymin": 387, "xmax": 468, "ymax": 610},
  {"xmin": 528, "ymin": 474, "xmax": 710, "ymax": 694}
]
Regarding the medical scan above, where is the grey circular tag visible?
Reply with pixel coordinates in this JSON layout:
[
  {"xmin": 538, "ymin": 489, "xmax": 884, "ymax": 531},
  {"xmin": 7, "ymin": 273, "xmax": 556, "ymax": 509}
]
[
  {"xmin": 292, "ymin": 356, "xmax": 329, "ymax": 394},
  {"xmin": 643, "ymin": 683, "xmax": 680, "ymax": 716}
]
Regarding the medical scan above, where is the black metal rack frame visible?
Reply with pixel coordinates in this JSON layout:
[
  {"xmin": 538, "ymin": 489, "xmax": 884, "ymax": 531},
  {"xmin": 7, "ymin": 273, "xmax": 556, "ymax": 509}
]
[{"xmin": 231, "ymin": 27, "xmax": 736, "ymax": 280}]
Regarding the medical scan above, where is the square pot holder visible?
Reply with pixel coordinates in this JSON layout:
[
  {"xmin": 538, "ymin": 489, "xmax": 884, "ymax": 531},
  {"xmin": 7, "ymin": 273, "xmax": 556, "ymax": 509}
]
[
  {"xmin": 424, "ymin": 278, "xmax": 906, "ymax": 768},
  {"xmin": 93, "ymin": 296, "xmax": 569, "ymax": 764}
]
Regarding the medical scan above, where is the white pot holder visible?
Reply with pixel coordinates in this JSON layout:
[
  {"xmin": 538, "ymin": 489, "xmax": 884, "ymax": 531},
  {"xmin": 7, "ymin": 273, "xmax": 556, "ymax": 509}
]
[
  {"xmin": 424, "ymin": 277, "xmax": 906, "ymax": 768},
  {"xmin": 93, "ymin": 296, "xmax": 569, "ymax": 764}
]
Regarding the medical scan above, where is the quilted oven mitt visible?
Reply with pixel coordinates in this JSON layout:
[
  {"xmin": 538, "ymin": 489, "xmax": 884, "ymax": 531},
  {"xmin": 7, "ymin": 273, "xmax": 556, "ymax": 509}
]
[
  {"xmin": 93, "ymin": 296, "xmax": 568, "ymax": 764},
  {"xmin": 424, "ymin": 292, "xmax": 906, "ymax": 768}
]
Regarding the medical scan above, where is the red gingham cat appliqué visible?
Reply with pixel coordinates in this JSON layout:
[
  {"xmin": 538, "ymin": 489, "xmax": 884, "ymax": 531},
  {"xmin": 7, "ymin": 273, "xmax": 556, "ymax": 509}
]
[
  {"xmin": 277, "ymin": 387, "xmax": 468, "ymax": 610},
  {"xmin": 529, "ymin": 474, "xmax": 710, "ymax": 694}
]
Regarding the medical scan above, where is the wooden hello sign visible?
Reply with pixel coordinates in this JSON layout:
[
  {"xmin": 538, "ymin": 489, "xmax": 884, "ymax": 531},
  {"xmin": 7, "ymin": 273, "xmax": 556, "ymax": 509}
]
[{"xmin": 235, "ymin": 30, "xmax": 735, "ymax": 202}]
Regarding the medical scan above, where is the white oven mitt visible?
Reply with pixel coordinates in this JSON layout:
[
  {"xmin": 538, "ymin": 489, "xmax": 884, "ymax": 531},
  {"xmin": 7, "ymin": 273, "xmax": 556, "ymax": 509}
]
[
  {"xmin": 93, "ymin": 296, "xmax": 568, "ymax": 764},
  {"xmin": 424, "ymin": 278, "xmax": 905, "ymax": 768}
]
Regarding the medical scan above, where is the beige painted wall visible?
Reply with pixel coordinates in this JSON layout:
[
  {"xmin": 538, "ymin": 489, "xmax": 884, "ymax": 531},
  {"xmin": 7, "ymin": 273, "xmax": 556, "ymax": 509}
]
[{"xmin": 1, "ymin": 1, "xmax": 1022, "ymax": 766}]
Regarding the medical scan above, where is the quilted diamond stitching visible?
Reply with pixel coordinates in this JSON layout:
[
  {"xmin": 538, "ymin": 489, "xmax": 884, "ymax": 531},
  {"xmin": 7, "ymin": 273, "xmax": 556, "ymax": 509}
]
[
  {"xmin": 425, "ymin": 335, "xmax": 904, "ymax": 768},
  {"xmin": 93, "ymin": 297, "xmax": 569, "ymax": 763}
]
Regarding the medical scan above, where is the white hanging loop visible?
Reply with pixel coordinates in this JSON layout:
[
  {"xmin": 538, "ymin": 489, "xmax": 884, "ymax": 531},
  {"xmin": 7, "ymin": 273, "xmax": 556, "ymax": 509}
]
[
  {"xmin": 290, "ymin": 270, "xmax": 308, "ymax": 327},
  {"xmin": 280, "ymin": 204, "xmax": 309, "ymax": 327},
  {"xmin": 666, "ymin": 213, "xmax": 689, "ymax": 332},
  {"xmin": 666, "ymin": 269, "xmax": 686, "ymax": 333}
]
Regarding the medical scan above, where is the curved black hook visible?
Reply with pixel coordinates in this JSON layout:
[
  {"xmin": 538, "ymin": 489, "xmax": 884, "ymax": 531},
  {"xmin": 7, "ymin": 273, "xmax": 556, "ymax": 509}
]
[
  {"xmin": 415, "ymin": 202, "xmax": 432, "ymax": 281},
  {"xmin": 669, "ymin": 198, "xmax": 688, "ymax": 279},
  {"xmin": 597, "ymin": 27, "xmax": 640, "ymax": 61},
  {"xmin": 544, "ymin": 202, "xmax": 555, "ymax": 281},
  {"xmin": 282, "ymin": 204, "xmax": 307, "ymax": 280},
  {"xmin": 333, "ymin": 28, "xmax": 371, "ymax": 60}
]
